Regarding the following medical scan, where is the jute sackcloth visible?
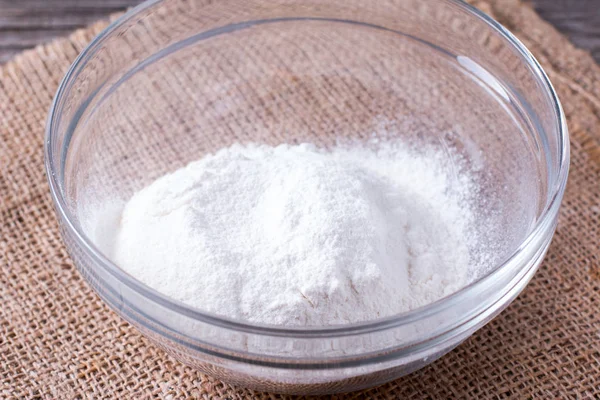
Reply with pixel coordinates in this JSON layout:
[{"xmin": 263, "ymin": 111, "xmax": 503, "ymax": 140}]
[{"xmin": 1, "ymin": 0, "xmax": 599, "ymax": 397}]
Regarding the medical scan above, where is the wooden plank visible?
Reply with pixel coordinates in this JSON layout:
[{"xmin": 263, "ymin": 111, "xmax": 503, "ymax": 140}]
[
  {"xmin": 0, "ymin": 0, "xmax": 138, "ymax": 8},
  {"xmin": 0, "ymin": 29, "xmax": 82, "ymax": 47},
  {"xmin": 531, "ymin": 0, "xmax": 600, "ymax": 61},
  {"xmin": 0, "ymin": 0, "xmax": 142, "ymax": 62}
]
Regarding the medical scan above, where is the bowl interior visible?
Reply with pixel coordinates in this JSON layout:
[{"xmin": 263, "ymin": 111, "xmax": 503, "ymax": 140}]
[{"xmin": 53, "ymin": 0, "xmax": 561, "ymax": 325}]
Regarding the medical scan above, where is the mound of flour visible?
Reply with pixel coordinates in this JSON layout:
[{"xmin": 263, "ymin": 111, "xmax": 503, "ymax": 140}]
[{"xmin": 109, "ymin": 142, "xmax": 477, "ymax": 326}]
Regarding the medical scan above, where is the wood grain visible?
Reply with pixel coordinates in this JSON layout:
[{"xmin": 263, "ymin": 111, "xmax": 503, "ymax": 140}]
[
  {"xmin": 0, "ymin": 0, "xmax": 598, "ymax": 64},
  {"xmin": 0, "ymin": 0, "xmax": 143, "ymax": 63},
  {"xmin": 531, "ymin": 0, "xmax": 600, "ymax": 62}
]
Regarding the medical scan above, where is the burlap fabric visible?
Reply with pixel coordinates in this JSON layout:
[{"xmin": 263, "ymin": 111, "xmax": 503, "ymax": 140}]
[{"xmin": 1, "ymin": 0, "xmax": 599, "ymax": 397}]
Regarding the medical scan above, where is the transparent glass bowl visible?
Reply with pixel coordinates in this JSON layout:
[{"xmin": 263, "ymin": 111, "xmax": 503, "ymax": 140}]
[{"xmin": 45, "ymin": 0, "xmax": 569, "ymax": 395}]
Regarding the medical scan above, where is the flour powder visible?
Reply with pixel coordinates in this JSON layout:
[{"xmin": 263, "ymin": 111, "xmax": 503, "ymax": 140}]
[{"xmin": 110, "ymin": 141, "xmax": 478, "ymax": 326}]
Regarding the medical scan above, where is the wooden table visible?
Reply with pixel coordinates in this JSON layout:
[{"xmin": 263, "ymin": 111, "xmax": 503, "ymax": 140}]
[{"xmin": 1, "ymin": 0, "xmax": 598, "ymax": 64}]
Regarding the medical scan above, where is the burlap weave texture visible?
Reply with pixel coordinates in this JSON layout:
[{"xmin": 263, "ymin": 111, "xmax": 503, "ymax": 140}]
[{"xmin": 1, "ymin": 0, "xmax": 599, "ymax": 398}]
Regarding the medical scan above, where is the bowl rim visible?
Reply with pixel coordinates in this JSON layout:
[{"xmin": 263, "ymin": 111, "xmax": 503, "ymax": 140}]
[{"xmin": 44, "ymin": 0, "xmax": 570, "ymax": 337}]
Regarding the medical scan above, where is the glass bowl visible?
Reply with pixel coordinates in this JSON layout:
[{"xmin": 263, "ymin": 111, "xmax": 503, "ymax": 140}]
[{"xmin": 45, "ymin": 0, "xmax": 569, "ymax": 395}]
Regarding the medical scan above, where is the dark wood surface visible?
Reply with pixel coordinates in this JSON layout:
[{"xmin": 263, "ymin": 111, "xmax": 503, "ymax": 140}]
[
  {"xmin": 0, "ymin": 0, "xmax": 144, "ymax": 63},
  {"xmin": 0, "ymin": 0, "xmax": 598, "ymax": 64},
  {"xmin": 532, "ymin": 0, "xmax": 600, "ymax": 62}
]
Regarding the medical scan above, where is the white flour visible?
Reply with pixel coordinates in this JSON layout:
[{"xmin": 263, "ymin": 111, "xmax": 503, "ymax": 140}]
[{"xmin": 109, "ymin": 142, "xmax": 478, "ymax": 326}]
